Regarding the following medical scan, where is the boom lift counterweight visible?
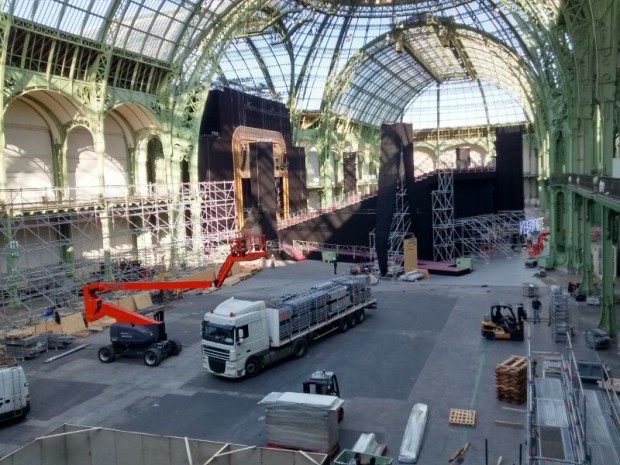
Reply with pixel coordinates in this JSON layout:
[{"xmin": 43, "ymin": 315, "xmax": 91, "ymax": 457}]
[{"xmin": 83, "ymin": 234, "xmax": 266, "ymax": 367}]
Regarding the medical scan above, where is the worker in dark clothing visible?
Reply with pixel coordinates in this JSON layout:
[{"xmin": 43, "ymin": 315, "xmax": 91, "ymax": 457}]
[
  {"xmin": 353, "ymin": 453, "xmax": 363, "ymax": 465},
  {"xmin": 333, "ymin": 259, "xmax": 338, "ymax": 275},
  {"xmin": 532, "ymin": 296, "xmax": 541, "ymax": 324}
]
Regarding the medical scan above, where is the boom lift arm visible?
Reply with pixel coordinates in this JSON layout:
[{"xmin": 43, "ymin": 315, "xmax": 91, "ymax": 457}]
[{"xmin": 82, "ymin": 234, "xmax": 267, "ymax": 366}]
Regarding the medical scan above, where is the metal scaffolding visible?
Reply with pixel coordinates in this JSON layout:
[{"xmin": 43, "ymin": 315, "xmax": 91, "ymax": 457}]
[
  {"xmin": 432, "ymin": 171, "xmax": 455, "ymax": 262},
  {"xmin": 526, "ymin": 332, "xmax": 620, "ymax": 465},
  {"xmin": 0, "ymin": 182, "xmax": 237, "ymax": 327},
  {"xmin": 369, "ymin": 185, "xmax": 412, "ymax": 276},
  {"xmin": 454, "ymin": 211, "xmax": 524, "ymax": 262}
]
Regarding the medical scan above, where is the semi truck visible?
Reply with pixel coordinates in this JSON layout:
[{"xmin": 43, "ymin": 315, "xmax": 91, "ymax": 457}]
[{"xmin": 202, "ymin": 275, "xmax": 376, "ymax": 378}]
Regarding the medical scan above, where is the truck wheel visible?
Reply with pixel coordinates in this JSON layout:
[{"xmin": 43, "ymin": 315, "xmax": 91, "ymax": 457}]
[
  {"xmin": 338, "ymin": 407, "xmax": 344, "ymax": 422},
  {"xmin": 293, "ymin": 339, "xmax": 308, "ymax": 359},
  {"xmin": 338, "ymin": 318, "xmax": 349, "ymax": 333},
  {"xmin": 245, "ymin": 358, "xmax": 261, "ymax": 378},
  {"xmin": 348, "ymin": 314, "xmax": 357, "ymax": 328},
  {"xmin": 144, "ymin": 348, "xmax": 162, "ymax": 367},
  {"xmin": 98, "ymin": 346, "xmax": 116, "ymax": 363},
  {"xmin": 169, "ymin": 339, "xmax": 183, "ymax": 356},
  {"xmin": 356, "ymin": 309, "xmax": 366, "ymax": 324}
]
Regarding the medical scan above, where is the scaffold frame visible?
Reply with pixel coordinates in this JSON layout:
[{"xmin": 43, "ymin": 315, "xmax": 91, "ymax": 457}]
[
  {"xmin": 0, "ymin": 181, "xmax": 237, "ymax": 326},
  {"xmin": 432, "ymin": 171, "xmax": 456, "ymax": 263},
  {"xmin": 454, "ymin": 211, "xmax": 524, "ymax": 262},
  {"xmin": 368, "ymin": 185, "xmax": 412, "ymax": 277}
]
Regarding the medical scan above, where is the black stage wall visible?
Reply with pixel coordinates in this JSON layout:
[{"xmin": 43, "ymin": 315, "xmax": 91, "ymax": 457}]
[
  {"xmin": 495, "ymin": 126, "xmax": 524, "ymax": 212},
  {"xmin": 376, "ymin": 123, "xmax": 415, "ymax": 275},
  {"xmin": 410, "ymin": 171, "xmax": 496, "ymax": 260},
  {"xmin": 287, "ymin": 146, "xmax": 307, "ymax": 214},
  {"xmin": 249, "ymin": 142, "xmax": 278, "ymax": 240},
  {"xmin": 343, "ymin": 152, "xmax": 357, "ymax": 194},
  {"xmin": 198, "ymin": 88, "xmax": 307, "ymax": 212}
]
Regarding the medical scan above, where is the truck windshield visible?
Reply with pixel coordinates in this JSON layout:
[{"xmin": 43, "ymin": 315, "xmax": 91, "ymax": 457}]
[{"xmin": 202, "ymin": 321, "xmax": 234, "ymax": 345}]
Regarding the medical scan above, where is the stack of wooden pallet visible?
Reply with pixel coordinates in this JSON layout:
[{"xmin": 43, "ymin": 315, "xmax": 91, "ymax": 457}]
[{"xmin": 496, "ymin": 355, "xmax": 528, "ymax": 404}]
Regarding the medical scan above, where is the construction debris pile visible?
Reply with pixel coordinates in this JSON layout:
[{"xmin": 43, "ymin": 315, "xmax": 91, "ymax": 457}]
[{"xmin": 496, "ymin": 355, "xmax": 527, "ymax": 404}]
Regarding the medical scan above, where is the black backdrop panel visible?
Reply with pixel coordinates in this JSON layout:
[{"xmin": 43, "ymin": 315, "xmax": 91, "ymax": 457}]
[
  {"xmin": 250, "ymin": 142, "xmax": 277, "ymax": 240},
  {"xmin": 376, "ymin": 123, "xmax": 414, "ymax": 276},
  {"xmin": 287, "ymin": 147, "xmax": 307, "ymax": 213},
  {"xmin": 410, "ymin": 171, "xmax": 497, "ymax": 261},
  {"xmin": 495, "ymin": 126, "xmax": 524, "ymax": 212},
  {"xmin": 198, "ymin": 88, "xmax": 293, "ymax": 183},
  {"xmin": 343, "ymin": 152, "xmax": 357, "ymax": 194},
  {"xmin": 376, "ymin": 125, "xmax": 402, "ymax": 275}
]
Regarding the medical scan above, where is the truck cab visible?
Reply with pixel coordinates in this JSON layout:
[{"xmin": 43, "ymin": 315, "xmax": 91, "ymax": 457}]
[
  {"xmin": 202, "ymin": 298, "xmax": 270, "ymax": 378},
  {"xmin": 0, "ymin": 361, "xmax": 30, "ymax": 424}
]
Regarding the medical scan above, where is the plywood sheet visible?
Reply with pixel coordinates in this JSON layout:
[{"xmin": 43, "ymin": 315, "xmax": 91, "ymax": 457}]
[
  {"xmin": 34, "ymin": 319, "xmax": 62, "ymax": 334},
  {"xmin": 182, "ymin": 268, "xmax": 217, "ymax": 282},
  {"xmin": 133, "ymin": 292, "xmax": 153, "ymax": 310},
  {"xmin": 87, "ymin": 315, "xmax": 116, "ymax": 330},
  {"xmin": 222, "ymin": 276, "xmax": 241, "ymax": 286},
  {"xmin": 404, "ymin": 238, "xmax": 418, "ymax": 272},
  {"xmin": 116, "ymin": 296, "xmax": 137, "ymax": 312},
  {"xmin": 59, "ymin": 312, "xmax": 87, "ymax": 334},
  {"xmin": 231, "ymin": 262, "xmax": 242, "ymax": 275}
]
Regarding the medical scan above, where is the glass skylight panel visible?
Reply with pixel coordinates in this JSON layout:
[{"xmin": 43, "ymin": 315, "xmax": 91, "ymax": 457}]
[
  {"xmin": 403, "ymin": 78, "xmax": 527, "ymax": 130},
  {"xmin": 32, "ymin": 1, "xmax": 63, "ymax": 29}
]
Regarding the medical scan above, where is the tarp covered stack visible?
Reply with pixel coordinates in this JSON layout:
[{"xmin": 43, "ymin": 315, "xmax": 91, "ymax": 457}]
[{"xmin": 258, "ymin": 392, "xmax": 343, "ymax": 454}]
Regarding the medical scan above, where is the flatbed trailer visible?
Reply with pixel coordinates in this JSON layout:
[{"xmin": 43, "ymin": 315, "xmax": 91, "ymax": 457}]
[{"xmin": 203, "ymin": 276, "xmax": 377, "ymax": 378}]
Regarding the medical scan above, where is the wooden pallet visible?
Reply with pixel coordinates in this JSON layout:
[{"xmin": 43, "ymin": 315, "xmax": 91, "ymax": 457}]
[
  {"xmin": 496, "ymin": 356, "xmax": 528, "ymax": 373},
  {"xmin": 449, "ymin": 408, "xmax": 476, "ymax": 426}
]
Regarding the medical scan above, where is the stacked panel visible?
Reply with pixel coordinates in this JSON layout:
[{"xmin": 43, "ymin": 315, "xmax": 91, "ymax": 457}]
[{"xmin": 268, "ymin": 276, "xmax": 371, "ymax": 342}]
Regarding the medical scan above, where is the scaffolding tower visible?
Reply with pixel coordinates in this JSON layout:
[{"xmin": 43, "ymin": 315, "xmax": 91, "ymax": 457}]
[
  {"xmin": 454, "ymin": 211, "xmax": 524, "ymax": 262},
  {"xmin": 369, "ymin": 185, "xmax": 412, "ymax": 277},
  {"xmin": 432, "ymin": 171, "xmax": 455, "ymax": 262},
  {"xmin": 0, "ymin": 181, "xmax": 237, "ymax": 327}
]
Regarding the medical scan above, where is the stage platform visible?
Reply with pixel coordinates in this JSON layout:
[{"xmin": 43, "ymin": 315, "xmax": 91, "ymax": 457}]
[{"xmin": 417, "ymin": 260, "xmax": 472, "ymax": 276}]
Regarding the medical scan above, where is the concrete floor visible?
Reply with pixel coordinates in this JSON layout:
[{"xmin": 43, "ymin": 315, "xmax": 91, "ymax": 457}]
[{"xmin": 0, "ymin": 252, "xmax": 618, "ymax": 464}]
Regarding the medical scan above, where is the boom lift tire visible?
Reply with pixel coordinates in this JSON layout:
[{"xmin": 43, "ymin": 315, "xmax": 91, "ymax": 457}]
[
  {"xmin": 293, "ymin": 338, "xmax": 308, "ymax": 359},
  {"xmin": 245, "ymin": 357, "xmax": 261, "ymax": 378},
  {"xmin": 144, "ymin": 348, "xmax": 162, "ymax": 367},
  {"xmin": 356, "ymin": 309, "xmax": 366, "ymax": 324},
  {"xmin": 98, "ymin": 346, "xmax": 116, "ymax": 363},
  {"xmin": 169, "ymin": 339, "xmax": 183, "ymax": 356}
]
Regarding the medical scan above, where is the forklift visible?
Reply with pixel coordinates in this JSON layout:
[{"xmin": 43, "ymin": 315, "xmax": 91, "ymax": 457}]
[
  {"xmin": 303, "ymin": 370, "xmax": 344, "ymax": 421},
  {"xmin": 481, "ymin": 303, "xmax": 527, "ymax": 341}
]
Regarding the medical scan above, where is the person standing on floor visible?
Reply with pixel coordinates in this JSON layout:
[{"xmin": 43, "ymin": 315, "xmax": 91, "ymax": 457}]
[
  {"xmin": 333, "ymin": 258, "xmax": 338, "ymax": 275},
  {"xmin": 532, "ymin": 295, "xmax": 541, "ymax": 324}
]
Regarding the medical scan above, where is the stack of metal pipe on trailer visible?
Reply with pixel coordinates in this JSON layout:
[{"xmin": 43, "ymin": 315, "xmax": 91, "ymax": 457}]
[{"xmin": 268, "ymin": 276, "xmax": 370, "ymax": 342}]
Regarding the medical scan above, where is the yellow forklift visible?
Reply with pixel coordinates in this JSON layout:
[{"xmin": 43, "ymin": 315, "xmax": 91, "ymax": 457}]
[{"xmin": 481, "ymin": 303, "xmax": 527, "ymax": 341}]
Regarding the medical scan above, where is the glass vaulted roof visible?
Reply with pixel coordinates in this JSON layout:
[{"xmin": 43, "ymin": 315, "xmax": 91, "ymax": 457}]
[{"xmin": 2, "ymin": 0, "xmax": 564, "ymax": 128}]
